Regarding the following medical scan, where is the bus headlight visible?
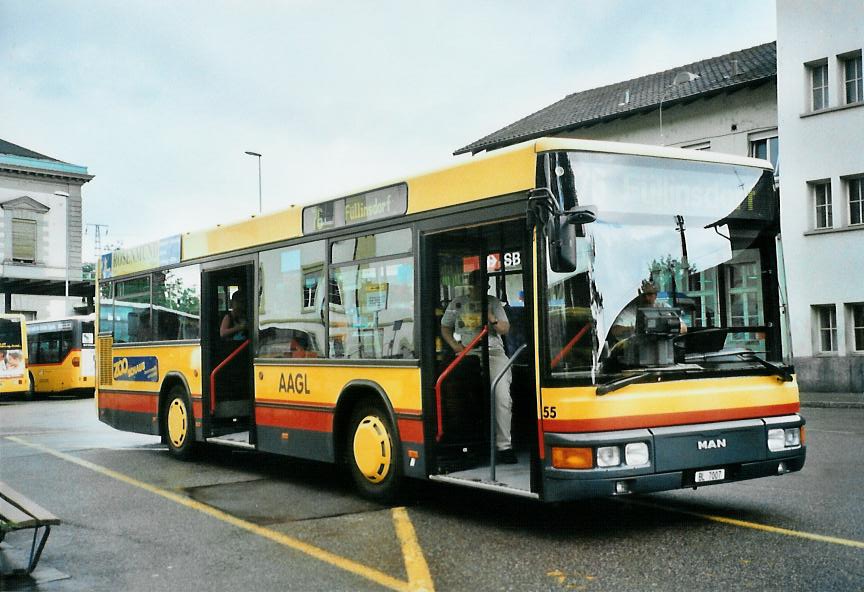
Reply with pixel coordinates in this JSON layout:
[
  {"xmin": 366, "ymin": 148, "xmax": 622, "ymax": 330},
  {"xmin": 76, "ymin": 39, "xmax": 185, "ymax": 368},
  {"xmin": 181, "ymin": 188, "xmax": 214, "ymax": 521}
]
[
  {"xmin": 625, "ymin": 442, "xmax": 650, "ymax": 466},
  {"xmin": 768, "ymin": 428, "xmax": 801, "ymax": 452},
  {"xmin": 596, "ymin": 446, "xmax": 621, "ymax": 467}
]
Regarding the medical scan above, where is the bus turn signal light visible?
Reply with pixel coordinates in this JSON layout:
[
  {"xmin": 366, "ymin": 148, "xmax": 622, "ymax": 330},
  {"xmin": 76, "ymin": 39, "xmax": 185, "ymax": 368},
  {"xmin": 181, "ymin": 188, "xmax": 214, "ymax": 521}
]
[
  {"xmin": 552, "ymin": 447, "xmax": 593, "ymax": 469},
  {"xmin": 72, "ymin": 356, "xmax": 80, "ymax": 367}
]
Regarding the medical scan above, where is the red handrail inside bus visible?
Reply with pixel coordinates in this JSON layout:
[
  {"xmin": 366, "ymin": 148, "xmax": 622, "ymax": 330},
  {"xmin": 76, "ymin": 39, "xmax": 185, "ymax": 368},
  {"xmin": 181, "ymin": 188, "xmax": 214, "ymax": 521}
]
[
  {"xmin": 210, "ymin": 339, "xmax": 251, "ymax": 414},
  {"xmin": 434, "ymin": 326, "xmax": 488, "ymax": 443},
  {"xmin": 550, "ymin": 324, "xmax": 590, "ymax": 369}
]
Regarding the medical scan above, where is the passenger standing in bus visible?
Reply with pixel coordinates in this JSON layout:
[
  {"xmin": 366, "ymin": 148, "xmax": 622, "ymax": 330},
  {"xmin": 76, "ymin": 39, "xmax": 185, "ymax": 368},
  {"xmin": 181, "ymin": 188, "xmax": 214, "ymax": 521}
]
[
  {"xmin": 441, "ymin": 269, "xmax": 517, "ymax": 464},
  {"xmin": 220, "ymin": 291, "xmax": 248, "ymax": 340}
]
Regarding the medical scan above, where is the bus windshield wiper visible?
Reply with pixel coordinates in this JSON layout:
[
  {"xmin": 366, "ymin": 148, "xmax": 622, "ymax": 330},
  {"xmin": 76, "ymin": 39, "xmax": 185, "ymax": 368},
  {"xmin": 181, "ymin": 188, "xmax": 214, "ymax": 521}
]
[
  {"xmin": 596, "ymin": 370, "xmax": 664, "ymax": 395},
  {"xmin": 686, "ymin": 349, "xmax": 793, "ymax": 382},
  {"xmin": 739, "ymin": 352, "xmax": 794, "ymax": 382}
]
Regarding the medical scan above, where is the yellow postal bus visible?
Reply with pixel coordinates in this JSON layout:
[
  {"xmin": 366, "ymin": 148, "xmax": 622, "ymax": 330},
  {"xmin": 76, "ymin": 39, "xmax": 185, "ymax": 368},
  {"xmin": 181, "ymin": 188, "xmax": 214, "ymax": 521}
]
[
  {"xmin": 0, "ymin": 314, "xmax": 31, "ymax": 396},
  {"xmin": 96, "ymin": 138, "xmax": 805, "ymax": 502},
  {"xmin": 27, "ymin": 315, "xmax": 96, "ymax": 397}
]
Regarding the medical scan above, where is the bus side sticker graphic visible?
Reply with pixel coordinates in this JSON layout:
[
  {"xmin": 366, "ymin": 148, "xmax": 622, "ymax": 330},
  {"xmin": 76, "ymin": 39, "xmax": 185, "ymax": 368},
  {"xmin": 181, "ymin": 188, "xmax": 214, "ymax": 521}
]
[{"xmin": 112, "ymin": 356, "xmax": 159, "ymax": 382}]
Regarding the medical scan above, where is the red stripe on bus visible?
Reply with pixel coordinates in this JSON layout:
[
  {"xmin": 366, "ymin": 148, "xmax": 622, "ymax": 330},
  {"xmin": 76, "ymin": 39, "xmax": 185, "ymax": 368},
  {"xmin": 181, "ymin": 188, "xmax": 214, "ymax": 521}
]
[
  {"xmin": 256, "ymin": 398, "xmax": 335, "ymax": 410},
  {"xmin": 397, "ymin": 418, "xmax": 424, "ymax": 443},
  {"xmin": 98, "ymin": 391, "xmax": 159, "ymax": 414},
  {"xmin": 543, "ymin": 403, "xmax": 801, "ymax": 434},
  {"xmin": 255, "ymin": 406, "xmax": 333, "ymax": 432}
]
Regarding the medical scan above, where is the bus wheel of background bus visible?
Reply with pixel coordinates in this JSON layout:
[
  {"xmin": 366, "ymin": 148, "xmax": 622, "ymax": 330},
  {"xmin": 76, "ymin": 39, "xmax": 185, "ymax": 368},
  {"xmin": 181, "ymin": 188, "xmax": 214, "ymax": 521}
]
[
  {"xmin": 346, "ymin": 403, "xmax": 402, "ymax": 503},
  {"xmin": 163, "ymin": 386, "xmax": 196, "ymax": 460}
]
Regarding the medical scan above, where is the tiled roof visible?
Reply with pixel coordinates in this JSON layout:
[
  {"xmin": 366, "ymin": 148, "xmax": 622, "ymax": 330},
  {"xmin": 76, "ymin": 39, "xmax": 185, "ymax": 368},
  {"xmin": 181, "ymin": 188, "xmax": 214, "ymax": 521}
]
[
  {"xmin": 455, "ymin": 41, "xmax": 777, "ymax": 155},
  {"xmin": 0, "ymin": 138, "xmax": 64, "ymax": 163}
]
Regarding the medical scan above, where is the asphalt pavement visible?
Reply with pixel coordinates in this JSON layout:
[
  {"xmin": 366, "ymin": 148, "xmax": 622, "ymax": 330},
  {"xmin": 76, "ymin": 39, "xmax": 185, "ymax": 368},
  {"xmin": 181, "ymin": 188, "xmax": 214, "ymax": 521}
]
[{"xmin": 1, "ymin": 396, "xmax": 862, "ymax": 591}]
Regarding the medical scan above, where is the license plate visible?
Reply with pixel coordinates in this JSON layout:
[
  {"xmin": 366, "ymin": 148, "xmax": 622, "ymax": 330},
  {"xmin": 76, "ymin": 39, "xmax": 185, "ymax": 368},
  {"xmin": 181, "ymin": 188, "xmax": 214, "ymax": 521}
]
[{"xmin": 694, "ymin": 468, "xmax": 725, "ymax": 483}]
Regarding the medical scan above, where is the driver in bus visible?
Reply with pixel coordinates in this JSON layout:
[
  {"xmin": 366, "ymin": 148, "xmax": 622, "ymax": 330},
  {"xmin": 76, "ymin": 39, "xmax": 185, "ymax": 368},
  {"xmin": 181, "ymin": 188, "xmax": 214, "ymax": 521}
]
[
  {"xmin": 440, "ymin": 269, "xmax": 517, "ymax": 464},
  {"xmin": 610, "ymin": 279, "xmax": 687, "ymax": 341}
]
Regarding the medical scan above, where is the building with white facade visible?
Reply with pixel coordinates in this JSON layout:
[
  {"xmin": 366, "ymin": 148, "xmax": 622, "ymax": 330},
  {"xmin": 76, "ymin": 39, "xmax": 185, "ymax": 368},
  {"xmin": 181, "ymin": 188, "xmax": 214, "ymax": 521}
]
[
  {"xmin": 0, "ymin": 139, "xmax": 94, "ymax": 319},
  {"xmin": 457, "ymin": 27, "xmax": 862, "ymax": 391},
  {"xmin": 777, "ymin": 0, "xmax": 864, "ymax": 392}
]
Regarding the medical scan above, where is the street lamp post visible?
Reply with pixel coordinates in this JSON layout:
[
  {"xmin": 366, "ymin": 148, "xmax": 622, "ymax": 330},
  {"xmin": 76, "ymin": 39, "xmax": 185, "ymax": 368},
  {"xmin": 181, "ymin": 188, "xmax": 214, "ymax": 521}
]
[{"xmin": 245, "ymin": 151, "xmax": 262, "ymax": 214}]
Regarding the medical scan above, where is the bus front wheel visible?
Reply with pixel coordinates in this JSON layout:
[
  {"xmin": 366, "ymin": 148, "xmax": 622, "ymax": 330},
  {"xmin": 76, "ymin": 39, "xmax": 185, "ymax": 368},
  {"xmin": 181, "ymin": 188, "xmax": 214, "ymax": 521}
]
[
  {"xmin": 163, "ymin": 386, "xmax": 196, "ymax": 460},
  {"xmin": 346, "ymin": 403, "xmax": 402, "ymax": 503}
]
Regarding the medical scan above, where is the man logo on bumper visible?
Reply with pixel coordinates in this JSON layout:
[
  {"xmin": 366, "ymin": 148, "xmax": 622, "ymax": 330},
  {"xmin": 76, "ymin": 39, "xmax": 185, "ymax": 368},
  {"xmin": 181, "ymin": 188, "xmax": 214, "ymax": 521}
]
[{"xmin": 698, "ymin": 439, "xmax": 726, "ymax": 450}]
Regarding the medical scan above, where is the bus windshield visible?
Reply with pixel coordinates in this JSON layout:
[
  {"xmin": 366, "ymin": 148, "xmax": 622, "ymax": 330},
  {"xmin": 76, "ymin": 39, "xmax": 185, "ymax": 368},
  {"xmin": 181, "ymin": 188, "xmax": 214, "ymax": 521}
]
[
  {"xmin": 0, "ymin": 316, "xmax": 26, "ymax": 379},
  {"xmin": 545, "ymin": 151, "xmax": 784, "ymax": 383}
]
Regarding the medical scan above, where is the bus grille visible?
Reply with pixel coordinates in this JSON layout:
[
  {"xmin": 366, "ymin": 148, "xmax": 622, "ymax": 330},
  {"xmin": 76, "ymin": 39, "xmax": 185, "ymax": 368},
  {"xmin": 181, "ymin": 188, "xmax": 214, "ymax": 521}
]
[{"xmin": 98, "ymin": 335, "xmax": 113, "ymax": 386}]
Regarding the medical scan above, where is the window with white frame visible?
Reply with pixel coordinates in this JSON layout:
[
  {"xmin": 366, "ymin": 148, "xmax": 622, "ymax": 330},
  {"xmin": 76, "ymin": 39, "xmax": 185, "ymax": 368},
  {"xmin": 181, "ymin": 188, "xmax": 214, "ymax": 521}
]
[
  {"xmin": 814, "ymin": 304, "xmax": 838, "ymax": 353},
  {"xmin": 813, "ymin": 181, "xmax": 833, "ymax": 229},
  {"xmin": 810, "ymin": 62, "xmax": 829, "ymax": 110},
  {"xmin": 749, "ymin": 135, "xmax": 779, "ymax": 171},
  {"xmin": 842, "ymin": 52, "xmax": 863, "ymax": 104},
  {"xmin": 849, "ymin": 177, "xmax": 864, "ymax": 226},
  {"xmin": 11, "ymin": 218, "xmax": 37, "ymax": 263},
  {"xmin": 851, "ymin": 303, "xmax": 864, "ymax": 352},
  {"xmin": 302, "ymin": 269, "xmax": 320, "ymax": 309}
]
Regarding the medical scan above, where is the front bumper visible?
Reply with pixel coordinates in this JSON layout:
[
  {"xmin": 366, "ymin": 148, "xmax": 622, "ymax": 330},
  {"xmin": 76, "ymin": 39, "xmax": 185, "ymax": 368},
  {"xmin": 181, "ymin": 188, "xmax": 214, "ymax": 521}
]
[{"xmin": 541, "ymin": 414, "xmax": 806, "ymax": 502}]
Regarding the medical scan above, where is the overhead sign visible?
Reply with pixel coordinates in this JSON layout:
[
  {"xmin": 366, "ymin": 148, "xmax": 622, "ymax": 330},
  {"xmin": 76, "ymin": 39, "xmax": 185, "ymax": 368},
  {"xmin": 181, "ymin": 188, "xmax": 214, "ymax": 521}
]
[
  {"xmin": 28, "ymin": 320, "xmax": 73, "ymax": 334},
  {"xmin": 101, "ymin": 235, "xmax": 181, "ymax": 279},
  {"xmin": 302, "ymin": 184, "xmax": 407, "ymax": 234}
]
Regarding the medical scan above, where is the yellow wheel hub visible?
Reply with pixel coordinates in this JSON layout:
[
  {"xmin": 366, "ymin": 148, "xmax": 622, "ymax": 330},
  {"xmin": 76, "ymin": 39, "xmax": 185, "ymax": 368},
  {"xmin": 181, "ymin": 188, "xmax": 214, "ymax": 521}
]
[
  {"xmin": 167, "ymin": 398, "xmax": 188, "ymax": 448},
  {"xmin": 353, "ymin": 415, "xmax": 392, "ymax": 483}
]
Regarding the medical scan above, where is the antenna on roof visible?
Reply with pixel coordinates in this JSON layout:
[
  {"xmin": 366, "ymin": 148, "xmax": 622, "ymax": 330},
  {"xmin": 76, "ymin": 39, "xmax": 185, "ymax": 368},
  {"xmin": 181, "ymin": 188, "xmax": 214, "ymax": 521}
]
[{"xmin": 659, "ymin": 71, "xmax": 701, "ymax": 143}]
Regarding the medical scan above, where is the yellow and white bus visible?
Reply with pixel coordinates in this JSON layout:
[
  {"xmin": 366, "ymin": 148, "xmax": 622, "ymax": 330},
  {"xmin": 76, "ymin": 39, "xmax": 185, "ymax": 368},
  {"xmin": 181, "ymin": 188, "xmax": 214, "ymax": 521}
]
[
  {"xmin": 96, "ymin": 138, "xmax": 806, "ymax": 502},
  {"xmin": 0, "ymin": 313, "xmax": 31, "ymax": 396},
  {"xmin": 27, "ymin": 315, "xmax": 96, "ymax": 397}
]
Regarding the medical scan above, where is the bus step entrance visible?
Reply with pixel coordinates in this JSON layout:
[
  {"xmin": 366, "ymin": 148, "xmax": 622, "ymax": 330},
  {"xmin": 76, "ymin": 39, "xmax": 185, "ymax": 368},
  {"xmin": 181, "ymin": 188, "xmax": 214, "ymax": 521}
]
[
  {"xmin": 436, "ymin": 445, "xmax": 487, "ymax": 473},
  {"xmin": 207, "ymin": 430, "xmax": 254, "ymax": 450},
  {"xmin": 213, "ymin": 399, "xmax": 251, "ymax": 418}
]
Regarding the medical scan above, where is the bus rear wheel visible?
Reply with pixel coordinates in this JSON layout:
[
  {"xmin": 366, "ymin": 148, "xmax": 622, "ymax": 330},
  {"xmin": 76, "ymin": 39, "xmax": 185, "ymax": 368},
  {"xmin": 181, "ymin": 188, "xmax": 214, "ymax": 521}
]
[
  {"xmin": 163, "ymin": 386, "xmax": 196, "ymax": 460},
  {"xmin": 346, "ymin": 403, "xmax": 402, "ymax": 503}
]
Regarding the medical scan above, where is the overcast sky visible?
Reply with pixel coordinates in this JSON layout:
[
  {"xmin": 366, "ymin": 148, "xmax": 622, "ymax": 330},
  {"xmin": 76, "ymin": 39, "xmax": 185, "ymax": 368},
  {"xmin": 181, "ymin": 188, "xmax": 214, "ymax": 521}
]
[{"xmin": 1, "ymin": 1, "xmax": 776, "ymax": 260}]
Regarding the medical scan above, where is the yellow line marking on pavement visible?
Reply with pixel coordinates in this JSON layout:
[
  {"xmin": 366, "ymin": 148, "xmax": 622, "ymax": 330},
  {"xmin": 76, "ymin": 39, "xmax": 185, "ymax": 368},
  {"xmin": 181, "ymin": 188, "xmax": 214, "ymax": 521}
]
[
  {"xmin": 625, "ymin": 498, "xmax": 864, "ymax": 549},
  {"xmin": 7, "ymin": 436, "xmax": 435, "ymax": 591},
  {"xmin": 392, "ymin": 507, "xmax": 434, "ymax": 592}
]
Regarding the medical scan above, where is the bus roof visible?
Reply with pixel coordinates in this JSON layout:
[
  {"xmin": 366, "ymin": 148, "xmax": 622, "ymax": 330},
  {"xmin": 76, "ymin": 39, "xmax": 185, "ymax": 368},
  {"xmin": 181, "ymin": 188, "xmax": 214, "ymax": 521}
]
[{"xmin": 101, "ymin": 138, "xmax": 772, "ymax": 279}]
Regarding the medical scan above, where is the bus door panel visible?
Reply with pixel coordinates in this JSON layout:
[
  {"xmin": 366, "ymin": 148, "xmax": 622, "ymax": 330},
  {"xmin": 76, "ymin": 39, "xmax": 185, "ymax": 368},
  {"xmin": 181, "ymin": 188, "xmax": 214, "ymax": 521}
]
[
  {"xmin": 201, "ymin": 264, "xmax": 255, "ymax": 429},
  {"xmin": 422, "ymin": 219, "xmax": 537, "ymax": 481}
]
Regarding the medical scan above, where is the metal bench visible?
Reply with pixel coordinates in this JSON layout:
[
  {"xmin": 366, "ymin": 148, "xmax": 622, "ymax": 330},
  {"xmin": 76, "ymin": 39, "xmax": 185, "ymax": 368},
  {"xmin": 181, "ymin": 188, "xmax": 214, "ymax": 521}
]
[{"xmin": 0, "ymin": 482, "xmax": 60, "ymax": 575}]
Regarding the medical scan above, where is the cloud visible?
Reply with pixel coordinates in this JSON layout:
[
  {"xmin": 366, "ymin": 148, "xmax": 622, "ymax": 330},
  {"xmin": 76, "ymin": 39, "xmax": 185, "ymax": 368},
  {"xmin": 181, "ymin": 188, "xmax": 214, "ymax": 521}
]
[{"xmin": 0, "ymin": 0, "xmax": 775, "ymax": 258}]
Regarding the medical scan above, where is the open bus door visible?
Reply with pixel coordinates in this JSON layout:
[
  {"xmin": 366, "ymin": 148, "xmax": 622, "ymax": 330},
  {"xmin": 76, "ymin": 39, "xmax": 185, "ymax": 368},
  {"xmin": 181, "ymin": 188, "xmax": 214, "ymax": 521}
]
[
  {"xmin": 422, "ymin": 219, "xmax": 538, "ymax": 497},
  {"xmin": 201, "ymin": 262, "xmax": 256, "ymax": 447}
]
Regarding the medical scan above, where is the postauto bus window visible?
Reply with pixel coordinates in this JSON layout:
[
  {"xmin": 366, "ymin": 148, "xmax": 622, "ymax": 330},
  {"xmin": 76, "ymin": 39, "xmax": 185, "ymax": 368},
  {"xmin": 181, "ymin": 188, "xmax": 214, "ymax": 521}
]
[
  {"xmin": 258, "ymin": 241, "xmax": 326, "ymax": 358},
  {"xmin": 99, "ymin": 282, "xmax": 113, "ymax": 336},
  {"xmin": 329, "ymin": 228, "xmax": 414, "ymax": 360},
  {"xmin": 153, "ymin": 265, "xmax": 201, "ymax": 341},
  {"xmin": 113, "ymin": 276, "xmax": 151, "ymax": 343}
]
